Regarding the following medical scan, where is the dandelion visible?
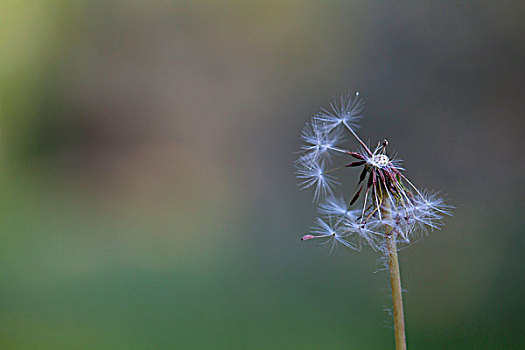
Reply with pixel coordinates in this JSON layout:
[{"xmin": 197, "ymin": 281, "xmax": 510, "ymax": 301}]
[{"xmin": 296, "ymin": 92, "xmax": 452, "ymax": 350}]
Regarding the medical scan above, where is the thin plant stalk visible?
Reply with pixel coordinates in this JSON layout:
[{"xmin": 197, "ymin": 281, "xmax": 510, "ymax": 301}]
[
  {"xmin": 388, "ymin": 235, "xmax": 407, "ymax": 350},
  {"xmin": 384, "ymin": 199, "xmax": 407, "ymax": 350}
]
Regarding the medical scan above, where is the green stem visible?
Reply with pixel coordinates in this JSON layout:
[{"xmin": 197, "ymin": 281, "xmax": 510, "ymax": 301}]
[
  {"xmin": 383, "ymin": 199, "xmax": 407, "ymax": 350},
  {"xmin": 387, "ymin": 235, "xmax": 407, "ymax": 350}
]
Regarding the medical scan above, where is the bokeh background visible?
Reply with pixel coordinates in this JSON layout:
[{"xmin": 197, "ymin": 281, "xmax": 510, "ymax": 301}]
[{"xmin": 1, "ymin": 1, "xmax": 524, "ymax": 349}]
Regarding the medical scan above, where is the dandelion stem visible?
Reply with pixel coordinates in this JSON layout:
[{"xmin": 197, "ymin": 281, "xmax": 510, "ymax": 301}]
[
  {"xmin": 384, "ymin": 200, "xmax": 407, "ymax": 350},
  {"xmin": 388, "ymin": 234, "xmax": 407, "ymax": 350}
]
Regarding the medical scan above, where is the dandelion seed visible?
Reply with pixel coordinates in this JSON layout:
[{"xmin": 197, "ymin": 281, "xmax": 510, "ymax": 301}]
[
  {"xmin": 317, "ymin": 195, "xmax": 350, "ymax": 217},
  {"xmin": 307, "ymin": 217, "xmax": 359, "ymax": 252},
  {"xmin": 295, "ymin": 154, "xmax": 339, "ymax": 201},
  {"xmin": 300, "ymin": 121, "xmax": 345, "ymax": 160},
  {"xmin": 314, "ymin": 92, "xmax": 364, "ymax": 133}
]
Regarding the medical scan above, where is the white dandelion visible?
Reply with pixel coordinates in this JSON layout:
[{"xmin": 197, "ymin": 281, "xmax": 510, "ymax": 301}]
[{"xmin": 295, "ymin": 91, "xmax": 453, "ymax": 349}]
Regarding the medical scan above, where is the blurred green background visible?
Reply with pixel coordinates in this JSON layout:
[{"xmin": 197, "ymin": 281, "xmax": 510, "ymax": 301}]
[{"xmin": 1, "ymin": 1, "xmax": 524, "ymax": 349}]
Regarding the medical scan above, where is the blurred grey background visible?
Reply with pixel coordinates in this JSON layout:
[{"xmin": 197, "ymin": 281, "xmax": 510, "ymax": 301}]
[{"xmin": 1, "ymin": 1, "xmax": 524, "ymax": 349}]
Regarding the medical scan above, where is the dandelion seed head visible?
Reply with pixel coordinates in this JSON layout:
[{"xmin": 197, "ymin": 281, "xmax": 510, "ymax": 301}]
[
  {"xmin": 296, "ymin": 91, "xmax": 452, "ymax": 253},
  {"xmin": 369, "ymin": 154, "xmax": 390, "ymax": 168}
]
